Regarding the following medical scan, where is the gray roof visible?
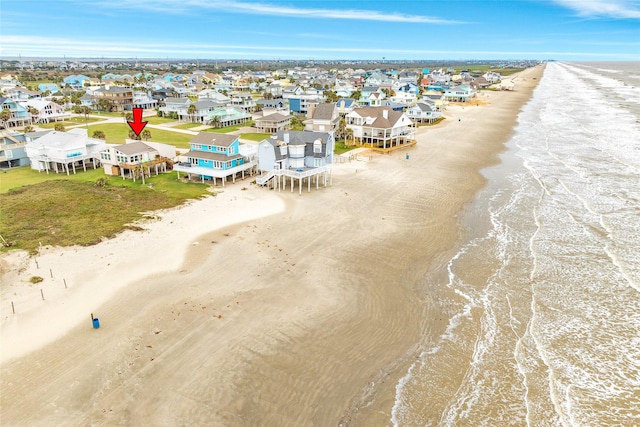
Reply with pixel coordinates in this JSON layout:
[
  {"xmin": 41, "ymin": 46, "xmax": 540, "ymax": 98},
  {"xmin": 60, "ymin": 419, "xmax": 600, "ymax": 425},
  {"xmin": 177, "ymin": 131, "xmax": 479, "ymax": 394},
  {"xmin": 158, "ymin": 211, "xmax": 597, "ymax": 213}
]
[
  {"xmin": 274, "ymin": 130, "xmax": 331, "ymax": 157},
  {"xmin": 257, "ymin": 113, "xmax": 290, "ymax": 122},
  {"xmin": 311, "ymin": 103, "xmax": 336, "ymax": 120},
  {"xmin": 115, "ymin": 141, "xmax": 156, "ymax": 156},
  {"xmin": 190, "ymin": 132, "xmax": 238, "ymax": 147}
]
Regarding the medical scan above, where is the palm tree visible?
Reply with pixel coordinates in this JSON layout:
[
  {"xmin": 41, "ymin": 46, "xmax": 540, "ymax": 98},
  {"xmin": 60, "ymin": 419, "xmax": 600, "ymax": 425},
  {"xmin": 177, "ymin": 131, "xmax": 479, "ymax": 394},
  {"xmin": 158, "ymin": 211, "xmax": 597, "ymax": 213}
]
[
  {"xmin": 141, "ymin": 129, "xmax": 152, "ymax": 141},
  {"xmin": 128, "ymin": 130, "xmax": 141, "ymax": 140},
  {"xmin": 24, "ymin": 125, "xmax": 35, "ymax": 133},
  {"xmin": 345, "ymin": 127, "xmax": 355, "ymax": 146},
  {"xmin": 187, "ymin": 104, "xmax": 197, "ymax": 123},
  {"xmin": 336, "ymin": 118, "xmax": 346, "ymax": 140},
  {"xmin": 208, "ymin": 115, "xmax": 222, "ymax": 129},
  {"xmin": 92, "ymin": 130, "xmax": 106, "ymax": 139},
  {"xmin": 54, "ymin": 123, "xmax": 66, "ymax": 132}
]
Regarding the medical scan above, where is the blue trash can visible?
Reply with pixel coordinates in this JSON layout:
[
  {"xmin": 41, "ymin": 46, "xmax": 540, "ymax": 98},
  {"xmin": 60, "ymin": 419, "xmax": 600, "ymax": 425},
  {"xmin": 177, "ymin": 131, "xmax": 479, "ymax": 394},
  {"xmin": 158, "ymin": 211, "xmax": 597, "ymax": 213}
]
[
  {"xmin": 92, "ymin": 318, "xmax": 100, "ymax": 329},
  {"xmin": 406, "ymin": 154, "xmax": 410, "ymax": 160}
]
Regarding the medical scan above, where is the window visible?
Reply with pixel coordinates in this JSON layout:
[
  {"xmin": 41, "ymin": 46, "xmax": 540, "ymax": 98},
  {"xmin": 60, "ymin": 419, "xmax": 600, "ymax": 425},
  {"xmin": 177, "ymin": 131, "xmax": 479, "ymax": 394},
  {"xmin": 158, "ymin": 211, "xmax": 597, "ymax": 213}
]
[{"xmin": 228, "ymin": 145, "xmax": 234, "ymax": 154}]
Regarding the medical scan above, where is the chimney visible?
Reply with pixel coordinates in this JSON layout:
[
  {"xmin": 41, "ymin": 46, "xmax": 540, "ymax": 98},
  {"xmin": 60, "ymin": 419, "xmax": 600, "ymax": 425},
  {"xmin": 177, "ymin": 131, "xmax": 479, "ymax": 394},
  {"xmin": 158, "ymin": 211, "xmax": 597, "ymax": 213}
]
[{"xmin": 382, "ymin": 109, "xmax": 388, "ymax": 119}]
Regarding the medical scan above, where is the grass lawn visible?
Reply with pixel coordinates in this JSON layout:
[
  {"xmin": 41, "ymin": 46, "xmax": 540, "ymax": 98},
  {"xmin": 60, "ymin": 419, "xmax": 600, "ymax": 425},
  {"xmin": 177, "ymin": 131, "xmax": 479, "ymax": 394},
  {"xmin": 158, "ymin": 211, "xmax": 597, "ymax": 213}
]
[
  {"xmin": 86, "ymin": 123, "xmax": 194, "ymax": 148},
  {"xmin": 39, "ymin": 117, "xmax": 106, "ymax": 128},
  {"xmin": 334, "ymin": 140, "xmax": 358, "ymax": 155},
  {"xmin": 239, "ymin": 133, "xmax": 271, "ymax": 142},
  {"xmin": 0, "ymin": 172, "xmax": 209, "ymax": 252},
  {"xmin": 145, "ymin": 116, "xmax": 176, "ymax": 125},
  {"xmin": 172, "ymin": 122, "xmax": 203, "ymax": 130},
  {"xmin": 206, "ymin": 124, "xmax": 245, "ymax": 133}
]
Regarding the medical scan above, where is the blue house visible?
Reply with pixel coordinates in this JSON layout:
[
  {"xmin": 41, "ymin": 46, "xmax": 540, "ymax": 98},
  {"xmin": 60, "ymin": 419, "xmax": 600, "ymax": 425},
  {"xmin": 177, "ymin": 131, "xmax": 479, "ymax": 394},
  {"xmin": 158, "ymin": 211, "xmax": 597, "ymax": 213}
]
[
  {"xmin": 174, "ymin": 132, "xmax": 256, "ymax": 186},
  {"xmin": 63, "ymin": 74, "xmax": 90, "ymax": 88},
  {"xmin": 38, "ymin": 83, "xmax": 60, "ymax": 93},
  {"xmin": 0, "ymin": 97, "xmax": 31, "ymax": 128}
]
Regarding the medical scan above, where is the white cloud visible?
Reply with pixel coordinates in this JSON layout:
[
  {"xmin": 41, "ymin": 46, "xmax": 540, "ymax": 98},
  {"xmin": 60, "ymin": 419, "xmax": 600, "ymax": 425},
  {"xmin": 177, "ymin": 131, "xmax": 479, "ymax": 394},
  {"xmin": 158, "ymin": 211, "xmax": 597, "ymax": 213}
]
[
  {"xmin": 552, "ymin": 0, "xmax": 640, "ymax": 19},
  {"xmin": 3, "ymin": 35, "xmax": 638, "ymax": 60},
  {"xmin": 89, "ymin": 0, "xmax": 464, "ymax": 24}
]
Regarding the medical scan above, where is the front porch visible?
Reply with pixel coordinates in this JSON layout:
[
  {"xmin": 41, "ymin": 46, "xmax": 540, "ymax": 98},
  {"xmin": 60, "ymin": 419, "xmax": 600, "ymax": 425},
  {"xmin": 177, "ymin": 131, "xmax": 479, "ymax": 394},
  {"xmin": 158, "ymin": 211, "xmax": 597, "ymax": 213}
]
[{"xmin": 174, "ymin": 159, "xmax": 257, "ymax": 186}]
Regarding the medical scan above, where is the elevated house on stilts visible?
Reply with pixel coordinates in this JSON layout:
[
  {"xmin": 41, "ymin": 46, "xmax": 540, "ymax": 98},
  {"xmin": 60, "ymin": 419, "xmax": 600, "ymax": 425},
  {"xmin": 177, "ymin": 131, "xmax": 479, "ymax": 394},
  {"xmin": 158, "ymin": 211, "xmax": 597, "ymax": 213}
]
[{"xmin": 255, "ymin": 130, "xmax": 334, "ymax": 195}]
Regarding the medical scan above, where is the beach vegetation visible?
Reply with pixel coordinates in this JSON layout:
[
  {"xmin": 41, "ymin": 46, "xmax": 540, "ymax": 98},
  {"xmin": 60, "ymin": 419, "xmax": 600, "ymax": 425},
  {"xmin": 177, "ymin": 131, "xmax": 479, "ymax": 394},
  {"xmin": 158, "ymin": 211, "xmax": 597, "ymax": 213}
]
[
  {"xmin": 0, "ymin": 173, "xmax": 209, "ymax": 252},
  {"xmin": 334, "ymin": 139, "xmax": 358, "ymax": 155},
  {"xmin": 29, "ymin": 276, "xmax": 44, "ymax": 284}
]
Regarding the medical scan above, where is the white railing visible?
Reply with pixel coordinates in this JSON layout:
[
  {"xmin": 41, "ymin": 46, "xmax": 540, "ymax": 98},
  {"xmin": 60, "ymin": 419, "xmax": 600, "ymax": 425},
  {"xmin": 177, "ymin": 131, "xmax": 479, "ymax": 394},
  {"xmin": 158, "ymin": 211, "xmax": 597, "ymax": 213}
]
[{"xmin": 256, "ymin": 164, "xmax": 332, "ymax": 186}]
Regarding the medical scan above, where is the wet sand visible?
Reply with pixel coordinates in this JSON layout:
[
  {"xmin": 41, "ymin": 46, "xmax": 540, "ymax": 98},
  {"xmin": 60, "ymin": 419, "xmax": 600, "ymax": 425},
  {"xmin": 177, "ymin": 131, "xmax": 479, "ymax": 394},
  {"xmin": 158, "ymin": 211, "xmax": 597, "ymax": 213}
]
[{"xmin": 0, "ymin": 65, "xmax": 543, "ymax": 426}]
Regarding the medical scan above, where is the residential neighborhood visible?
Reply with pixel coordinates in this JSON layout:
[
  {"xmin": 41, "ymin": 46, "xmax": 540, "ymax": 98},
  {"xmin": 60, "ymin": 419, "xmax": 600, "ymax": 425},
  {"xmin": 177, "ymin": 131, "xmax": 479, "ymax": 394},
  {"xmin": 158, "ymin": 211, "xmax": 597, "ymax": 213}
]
[{"xmin": 0, "ymin": 59, "xmax": 532, "ymax": 191}]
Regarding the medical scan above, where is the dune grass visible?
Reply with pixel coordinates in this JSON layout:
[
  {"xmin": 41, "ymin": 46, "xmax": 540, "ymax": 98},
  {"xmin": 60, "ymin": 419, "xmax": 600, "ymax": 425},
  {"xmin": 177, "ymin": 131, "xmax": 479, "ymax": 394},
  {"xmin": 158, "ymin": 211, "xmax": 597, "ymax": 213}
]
[{"xmin": 0, "ymin": 172, "xmax": 209, "ymax": 252}]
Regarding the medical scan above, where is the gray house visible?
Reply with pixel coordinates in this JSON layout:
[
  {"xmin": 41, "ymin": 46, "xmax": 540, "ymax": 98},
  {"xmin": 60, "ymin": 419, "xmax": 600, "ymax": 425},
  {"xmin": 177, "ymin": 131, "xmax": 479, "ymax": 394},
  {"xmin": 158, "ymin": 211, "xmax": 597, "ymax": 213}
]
[{"xmin": 256, "ymin": 130, "xmax": 334, "ymax": 194}]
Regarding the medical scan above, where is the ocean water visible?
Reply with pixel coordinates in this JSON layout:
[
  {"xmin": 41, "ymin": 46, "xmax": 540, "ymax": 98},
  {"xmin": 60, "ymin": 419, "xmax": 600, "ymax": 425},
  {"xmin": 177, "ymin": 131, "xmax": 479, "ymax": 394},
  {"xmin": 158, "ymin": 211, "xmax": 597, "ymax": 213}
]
[{"xmin": 391, "ymin": 62, "xmax": 640, "ymax": 426}]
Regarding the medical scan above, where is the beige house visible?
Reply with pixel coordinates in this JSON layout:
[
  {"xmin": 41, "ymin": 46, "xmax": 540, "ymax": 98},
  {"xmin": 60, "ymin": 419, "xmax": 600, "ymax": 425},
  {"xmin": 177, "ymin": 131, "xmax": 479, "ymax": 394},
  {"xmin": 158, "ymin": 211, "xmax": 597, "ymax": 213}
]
[
  {"xmin": 255, "ymin": 112, "xmax": 291, "ymax": 133},
  {"xmin": 304, "ymin": 103, "xmax": 340, "ymax": 133},
  {"xmin": 100, "ymin": 140, "xmax": 176, "ymax": 180}
]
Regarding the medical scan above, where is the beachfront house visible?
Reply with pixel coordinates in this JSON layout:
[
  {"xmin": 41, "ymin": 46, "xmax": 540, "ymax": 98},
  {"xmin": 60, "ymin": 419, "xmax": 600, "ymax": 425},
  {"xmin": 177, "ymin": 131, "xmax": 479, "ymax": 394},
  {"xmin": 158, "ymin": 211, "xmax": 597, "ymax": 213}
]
[
  {"xmin": 345, "ymin": 106, "xmax": 415, "ymax": 150},
  {"xmin": 173, "ymin": 132, "xmax": 256, "ymax": 186},
  {"xmin": 405, "ymin": 100, "xmax": 442, "ymax": 124},
  {"xmin": 256, "ymin": 130, "xmax": 334, "ymax": 194},
  {"xmin": 443, "ymin": 85, "xmax": 475, "ymax": 102},
  {"xmin": 25, "ymin": 128, "xmax": 106, "ymax": 174},
  {"xmin": 100, "ymin": 140, "xmax": 175, "ymax": 180}
]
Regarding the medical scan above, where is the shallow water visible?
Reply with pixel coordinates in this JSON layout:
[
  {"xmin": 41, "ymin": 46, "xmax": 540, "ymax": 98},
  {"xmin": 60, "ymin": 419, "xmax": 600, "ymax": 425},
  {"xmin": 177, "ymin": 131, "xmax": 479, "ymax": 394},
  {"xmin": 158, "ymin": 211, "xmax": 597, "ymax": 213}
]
[{"xmin": 392, "ymin": 62, "xmax": 640, "ymax": 426}]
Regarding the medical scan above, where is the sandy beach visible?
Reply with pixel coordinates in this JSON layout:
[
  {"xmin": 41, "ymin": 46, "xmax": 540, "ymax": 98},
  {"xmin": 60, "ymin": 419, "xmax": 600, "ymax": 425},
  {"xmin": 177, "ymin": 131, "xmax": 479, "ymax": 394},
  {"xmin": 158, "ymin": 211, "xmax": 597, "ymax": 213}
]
[{"xmin": 0, "ymin": 65, "xmax": 543, "ymax": 426}]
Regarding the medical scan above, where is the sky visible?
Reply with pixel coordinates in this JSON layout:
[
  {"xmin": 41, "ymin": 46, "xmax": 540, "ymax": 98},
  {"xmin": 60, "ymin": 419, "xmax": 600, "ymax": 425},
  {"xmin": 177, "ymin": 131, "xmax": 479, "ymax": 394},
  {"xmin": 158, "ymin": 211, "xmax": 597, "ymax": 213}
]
[{"xmin": 1, "ymin": 0, "xmax": 639, "ymax": 61}]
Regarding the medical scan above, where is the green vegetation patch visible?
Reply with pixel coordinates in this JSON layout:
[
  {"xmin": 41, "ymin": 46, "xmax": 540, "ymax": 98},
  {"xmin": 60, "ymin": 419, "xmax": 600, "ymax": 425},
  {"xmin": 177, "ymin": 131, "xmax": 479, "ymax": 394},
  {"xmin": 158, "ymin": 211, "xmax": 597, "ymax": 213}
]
[
  {"xmin": 0, "ymin": 174, "xmax": 209, "ymax": 252},
  {"xmin": 39, "ymin": 118, "xmax": 105, "ymax": 128},
  {"xmin": 172, "ymin": 122, "xmax": 204, "ymax": 130},
  {"xmin": 145, "ymin": 116, "xmax": 176, "ymax": 125},
  {"xmin": 86, "ymin": 123, "xmax": 194, "ymax": 147},
  {"xmin": 334, "ymin": 140, "xmax": 358, "ymax": 155}
]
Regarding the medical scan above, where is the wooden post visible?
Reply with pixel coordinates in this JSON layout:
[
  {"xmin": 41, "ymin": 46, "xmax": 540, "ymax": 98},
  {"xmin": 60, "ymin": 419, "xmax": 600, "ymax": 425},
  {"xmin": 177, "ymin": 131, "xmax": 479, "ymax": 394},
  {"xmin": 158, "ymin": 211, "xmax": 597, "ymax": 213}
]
[
  {"xmin": 35, "ymin": 259, "xmax": 39, "ymax": 269},
  {"xmin": 12, "ymin": 301, "xmax": 15, "ymax": 314},
  {"xmin": 40, "ymin": 289, "xmax": 44, "ymax": 300},
  {"xmin": 50, "ymin": 268, "xmax": 53, "ymax": 278},
  {"xmin": 64, "ymin": 278, "xmax": 67, "ymax": 289}
]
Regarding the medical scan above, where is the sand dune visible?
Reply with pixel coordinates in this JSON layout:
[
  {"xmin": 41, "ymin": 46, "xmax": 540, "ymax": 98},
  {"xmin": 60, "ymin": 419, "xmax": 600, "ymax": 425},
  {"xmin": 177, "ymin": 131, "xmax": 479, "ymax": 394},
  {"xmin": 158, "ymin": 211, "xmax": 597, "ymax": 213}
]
[{"xmin": 0, "ymin": 65, "xmax": 544, "ymax": 426}]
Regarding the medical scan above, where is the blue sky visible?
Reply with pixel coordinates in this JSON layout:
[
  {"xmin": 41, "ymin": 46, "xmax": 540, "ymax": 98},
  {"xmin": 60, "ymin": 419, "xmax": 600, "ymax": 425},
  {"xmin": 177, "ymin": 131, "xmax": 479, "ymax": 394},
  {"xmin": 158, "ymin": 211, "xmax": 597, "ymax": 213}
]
[{"xmin": 1, "ymin": 0, "xmax": 639, "ymax": 60}]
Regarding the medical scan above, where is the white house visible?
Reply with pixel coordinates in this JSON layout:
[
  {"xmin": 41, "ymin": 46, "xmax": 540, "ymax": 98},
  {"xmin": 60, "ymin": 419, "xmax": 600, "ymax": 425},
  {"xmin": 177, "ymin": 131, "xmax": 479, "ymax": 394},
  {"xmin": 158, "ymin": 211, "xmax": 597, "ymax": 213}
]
[
  {"xmin": 100, "ymin": 140, "xmax": 176, "ymax": 179},
  {"xmin": 25, "ymin": 128, "xmax": 106, "ymax": 174},
  {"xmin": 405, "ymin": 100, "xmax": 442, "ymax": 124},
  {"xmin": 345, "ymin": 106, "xmax": 415, "ymax": 150},
  {"xmin": 19, "ymin": 100, "xmax": 70, "ymax": 123}
]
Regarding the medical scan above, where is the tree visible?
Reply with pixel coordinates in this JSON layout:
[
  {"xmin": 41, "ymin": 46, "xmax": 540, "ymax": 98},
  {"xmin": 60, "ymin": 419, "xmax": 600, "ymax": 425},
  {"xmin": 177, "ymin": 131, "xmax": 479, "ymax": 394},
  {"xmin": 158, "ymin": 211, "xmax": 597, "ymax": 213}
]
[
  {"xmin": 262, "ymin": 91, "xmax": 273, "ymax": 100},
  {"xmin": 290, "ymin": 115, "xmax": 304, "ymax": 131},
  {"xmin": 0, "ymin": 109, "xmax": 11, "ymax": 127},
  {"xmin": 187, "ymin": 104, "xmax": 197, "ymax": 123},
  {"xmin": 336, "ymin": 118, "xmax": 346, "ymax": 140},
  {"xmin": 96, "ymin": 98, "xmax": 110, "ymax": 112},
  {"xmin": 208, "ymin": 116, "xmax": 222, "ymax": 129},
  {"xmin": 24, "ymin": 125, "xmax": 35, "ymax": 133},
  {"xmin": 345, "ymin": 127, "xmax": 355, "ymax": 146},
  {"xmin": 351, "ymin": 90, "xmax": 361, "ymax": 101},
  {"xmin": 54, "ymin": 123, "xmax": 66, "ymax": 132},
  {"xmin": 141, "ymin": 129, "xmax": 152, "ymax": 141},
  {"xmin": 92, "ymin": 130, "xmax": 106, "ymax": 140},
  {"xmin": 128, "ymin": 130, "xmax": 141, "ymax": 140},
  {"xmin": 324, "ymin": 90, "xmax": 339, "ymax": 103}
]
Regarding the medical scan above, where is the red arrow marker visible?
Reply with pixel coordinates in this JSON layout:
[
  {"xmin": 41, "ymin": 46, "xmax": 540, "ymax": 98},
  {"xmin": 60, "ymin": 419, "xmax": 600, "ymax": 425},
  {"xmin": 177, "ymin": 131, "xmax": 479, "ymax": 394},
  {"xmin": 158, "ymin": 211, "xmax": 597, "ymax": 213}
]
[{"xmin": 127, "ymin": 108, "xmax": 148, "ymax": 136}]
